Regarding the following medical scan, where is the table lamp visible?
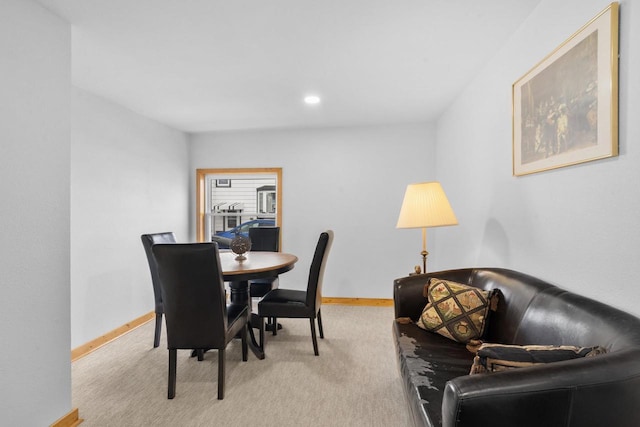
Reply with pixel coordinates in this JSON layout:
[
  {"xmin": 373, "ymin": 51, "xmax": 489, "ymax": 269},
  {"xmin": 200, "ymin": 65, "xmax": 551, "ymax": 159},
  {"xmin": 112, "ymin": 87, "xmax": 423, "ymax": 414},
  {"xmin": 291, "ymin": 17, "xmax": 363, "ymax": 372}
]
[{"xmin": 396, "ymin": 182, "xmax": 458, "ymax": 274}]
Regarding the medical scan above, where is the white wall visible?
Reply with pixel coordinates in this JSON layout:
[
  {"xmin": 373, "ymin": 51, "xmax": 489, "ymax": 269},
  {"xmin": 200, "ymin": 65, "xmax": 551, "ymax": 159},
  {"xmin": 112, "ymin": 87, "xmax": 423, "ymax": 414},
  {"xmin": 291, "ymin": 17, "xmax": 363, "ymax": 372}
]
[
  {"xmin": 71, "ymin": 88, "xmax": 190, "ymax": 347},
  {"xmin": 190, "ymin": 124, "xmax": 436, "ymax": 298},
  {"xmin": 436, "ymin": 0, "xmax": 640, "ymax": 316},
  {"xmin": 0, "ymin": 0, "xmax": 71, "ymax": 424}
]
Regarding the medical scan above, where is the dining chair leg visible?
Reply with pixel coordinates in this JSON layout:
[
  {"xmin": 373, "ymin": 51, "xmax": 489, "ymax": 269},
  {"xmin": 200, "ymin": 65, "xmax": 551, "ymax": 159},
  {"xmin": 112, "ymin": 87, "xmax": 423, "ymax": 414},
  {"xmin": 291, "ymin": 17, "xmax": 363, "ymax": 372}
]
[
  {"xmin": 217, "ymin": 348, "xmax": 225, "ymax": 400},
  {"xmin": 154, "ymin": 313, "xmax": 162, "ymax": 348},
  {"xmin": 197, "ymin": 349, "xmax": 204, "ymax": 361},
  {"xmin": 168, "ymin": 349, "xmax": 177, "ymax": 399},
  {"xmin": 310, "ymin": 318, "xmax": 319, "ymax": 356},
  {"xmin": 258, "ymin": 317, "xmax": 265, "ymax": 354},
  {"xmin": 317, "ymin": 309, "xmax": 324, "ymax": 339},
  {"xmin": 272, "ymin": 317, "xmax": 278, "ymax": 336},
  {"xmin": 242, "ymin": 323, "xmax": 248, "ymax": 362}
]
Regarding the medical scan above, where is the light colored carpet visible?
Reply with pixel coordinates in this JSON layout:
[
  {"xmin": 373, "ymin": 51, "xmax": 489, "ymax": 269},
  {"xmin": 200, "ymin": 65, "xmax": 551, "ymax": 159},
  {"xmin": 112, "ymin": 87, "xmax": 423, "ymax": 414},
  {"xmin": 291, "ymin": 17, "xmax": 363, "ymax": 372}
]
[{"xmin": 72, "ymin": 304, "xmax": 412, "ymax": 426}]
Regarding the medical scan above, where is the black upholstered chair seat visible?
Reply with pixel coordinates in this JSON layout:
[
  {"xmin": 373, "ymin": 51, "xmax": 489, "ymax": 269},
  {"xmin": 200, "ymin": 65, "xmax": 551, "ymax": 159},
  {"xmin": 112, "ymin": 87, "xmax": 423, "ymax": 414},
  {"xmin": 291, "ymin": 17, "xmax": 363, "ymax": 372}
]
[
  {"xmin": 258, "ymin": 289, "xmax": 310, "ymax": 318},
  {"xmin": 169, "ymin": 304, "xmax": 248, "ymax": 351}
]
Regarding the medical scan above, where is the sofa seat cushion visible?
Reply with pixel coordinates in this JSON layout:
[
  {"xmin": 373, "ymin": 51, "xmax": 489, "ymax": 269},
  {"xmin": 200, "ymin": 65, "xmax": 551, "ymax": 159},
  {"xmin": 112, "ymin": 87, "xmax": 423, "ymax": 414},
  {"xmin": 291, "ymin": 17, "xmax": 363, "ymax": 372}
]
[{"xmin": 393, "ymin": 321, "xmax": 475, "ymax": 427}]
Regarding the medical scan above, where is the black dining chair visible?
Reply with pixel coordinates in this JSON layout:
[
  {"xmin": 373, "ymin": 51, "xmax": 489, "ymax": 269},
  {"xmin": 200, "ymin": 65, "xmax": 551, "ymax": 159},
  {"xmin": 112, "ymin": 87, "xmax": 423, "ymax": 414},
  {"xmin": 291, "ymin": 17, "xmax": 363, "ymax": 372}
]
[
  {"xmin": 249, "ymin": 226, "xmax": 281, "ymax": 331},
  {"xmin": 258, "ymin": 230, "xmax": 334, "ymax": 356},
  {"xmin": 141, "ymin": 232, "xmax": 176, "ymax": 348},
  {"xmin": 152, "ymin": 242, "xmax": 249, "ymax": 400},
  {"xmin": 248, "ymin": 226, "xmax": 280, "ymax": 294}
]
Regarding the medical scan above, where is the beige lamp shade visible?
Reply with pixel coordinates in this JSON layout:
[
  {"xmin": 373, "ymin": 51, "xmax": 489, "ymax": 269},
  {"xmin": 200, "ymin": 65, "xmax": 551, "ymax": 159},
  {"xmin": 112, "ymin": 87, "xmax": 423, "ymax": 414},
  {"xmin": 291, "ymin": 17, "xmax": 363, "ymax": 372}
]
[{"xmin": 396, "ymin": 182, "xmax": 458, "ymax": 229}]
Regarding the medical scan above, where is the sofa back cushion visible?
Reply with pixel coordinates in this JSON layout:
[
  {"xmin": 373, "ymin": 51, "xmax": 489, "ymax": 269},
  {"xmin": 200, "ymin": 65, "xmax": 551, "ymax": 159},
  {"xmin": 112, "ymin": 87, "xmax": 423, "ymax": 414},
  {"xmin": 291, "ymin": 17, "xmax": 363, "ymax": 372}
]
[
  {"xmin": 469, "ymin": 269, "xmax": 556, "ymax": 344},
  {"xmin": 515, "ymin": 287, "xmax": 640, "ymax": 352}
]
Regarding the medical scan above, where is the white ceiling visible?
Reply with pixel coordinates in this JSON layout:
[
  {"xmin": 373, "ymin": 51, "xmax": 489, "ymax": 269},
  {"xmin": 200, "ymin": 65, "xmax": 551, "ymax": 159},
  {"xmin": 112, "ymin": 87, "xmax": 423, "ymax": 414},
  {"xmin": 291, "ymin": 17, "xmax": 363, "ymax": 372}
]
[{"xmin": 37, "ymin": 0, "xmax": 541, "ymax": 133}]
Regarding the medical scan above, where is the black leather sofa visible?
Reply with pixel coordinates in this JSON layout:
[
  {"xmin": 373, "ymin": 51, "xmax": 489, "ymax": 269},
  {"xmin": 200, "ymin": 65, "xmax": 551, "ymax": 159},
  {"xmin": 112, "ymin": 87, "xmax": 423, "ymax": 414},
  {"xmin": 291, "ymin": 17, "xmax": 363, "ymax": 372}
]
[{"xmin": 393, "ymin": 268, "xmax": 640, "ymax": 427}]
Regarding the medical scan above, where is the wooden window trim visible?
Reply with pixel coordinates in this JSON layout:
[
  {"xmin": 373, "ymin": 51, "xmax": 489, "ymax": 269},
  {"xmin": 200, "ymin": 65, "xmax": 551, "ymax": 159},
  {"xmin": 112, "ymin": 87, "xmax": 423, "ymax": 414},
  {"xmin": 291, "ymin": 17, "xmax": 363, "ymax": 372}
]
[{"xmin": 196, "ymin": 168, "xmax": 282, "ymax": 242}]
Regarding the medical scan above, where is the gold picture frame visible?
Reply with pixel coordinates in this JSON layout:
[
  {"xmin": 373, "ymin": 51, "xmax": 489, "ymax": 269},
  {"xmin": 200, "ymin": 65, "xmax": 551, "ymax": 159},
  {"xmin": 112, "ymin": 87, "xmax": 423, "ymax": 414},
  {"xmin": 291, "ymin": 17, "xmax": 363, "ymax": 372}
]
[{"xmin": 512, "ymin": 2, "xmax": 619, "ymax": 176}]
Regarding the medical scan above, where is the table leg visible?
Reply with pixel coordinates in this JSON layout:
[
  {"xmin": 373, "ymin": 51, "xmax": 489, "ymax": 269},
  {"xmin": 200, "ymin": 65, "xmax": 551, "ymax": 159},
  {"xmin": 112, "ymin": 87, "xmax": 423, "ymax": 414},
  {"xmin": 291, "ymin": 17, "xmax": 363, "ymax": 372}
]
[{"xmin": 229, "ymin": 280, "xmax": 265, "ymax": 360}]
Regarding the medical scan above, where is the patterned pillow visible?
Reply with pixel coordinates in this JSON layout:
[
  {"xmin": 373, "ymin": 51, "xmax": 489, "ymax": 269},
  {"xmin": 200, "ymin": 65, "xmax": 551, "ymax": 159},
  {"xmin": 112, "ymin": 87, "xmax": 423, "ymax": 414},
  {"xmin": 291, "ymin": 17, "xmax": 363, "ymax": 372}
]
[
  {"xmin": 469, "ymin": 342, "xmax": 607, "ymax": 374},
  {"xmin": 417, "ymin": 278, "xmax": 494, "ymax": 343}
]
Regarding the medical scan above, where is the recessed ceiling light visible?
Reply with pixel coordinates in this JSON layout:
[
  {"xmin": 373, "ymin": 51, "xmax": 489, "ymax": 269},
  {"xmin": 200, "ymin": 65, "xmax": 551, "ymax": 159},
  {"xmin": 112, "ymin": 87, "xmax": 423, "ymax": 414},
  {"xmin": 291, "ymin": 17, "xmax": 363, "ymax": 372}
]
[{"xmin": 304, "ymin": 95, "xmax": 321, "ymax": 105}]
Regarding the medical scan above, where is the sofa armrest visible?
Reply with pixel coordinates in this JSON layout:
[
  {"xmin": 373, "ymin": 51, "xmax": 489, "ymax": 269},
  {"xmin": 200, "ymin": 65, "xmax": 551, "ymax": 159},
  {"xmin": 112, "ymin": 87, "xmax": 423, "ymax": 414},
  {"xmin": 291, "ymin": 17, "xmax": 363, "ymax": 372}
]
[
  {"xmin": 393, "ymin": 275, "xmax": 429, "ymax": 319},
  {"xmin": 442, "ymin": 349, "xmax": 640, "ymax": 427}
]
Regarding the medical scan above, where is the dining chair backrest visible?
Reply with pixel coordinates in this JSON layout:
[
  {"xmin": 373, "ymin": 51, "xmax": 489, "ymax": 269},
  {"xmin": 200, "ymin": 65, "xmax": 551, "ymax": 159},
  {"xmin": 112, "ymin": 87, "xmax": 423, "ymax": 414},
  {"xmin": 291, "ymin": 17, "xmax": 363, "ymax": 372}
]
[
  {"xmin": 141, "ymin": 232, "xmax": 176, "ymax": 313},
  {"xmin": 305, "ymin": 230, "xmax": 334, "ymax": 311},
  {"xmin": 248, "ymin": 226, "xmax": 281, "ymax": 299},
  {"xmin": 248, "ymin": 226, "xmax": 280, "ymax": 252},
  {"xmin": 152, "ymin": 243, "xmax": 228, "ymax": 350}
]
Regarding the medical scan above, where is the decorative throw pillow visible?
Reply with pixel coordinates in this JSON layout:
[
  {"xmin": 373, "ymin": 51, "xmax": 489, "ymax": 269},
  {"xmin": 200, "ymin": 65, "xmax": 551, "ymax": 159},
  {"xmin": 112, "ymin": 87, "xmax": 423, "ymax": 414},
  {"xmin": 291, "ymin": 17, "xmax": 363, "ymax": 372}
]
[
  {"xmin": 469, "ymin": 342, "xmax": 607, "ymax": 374},
  {"xmin": 416, "ymin": 279, "xmax": 494, "ymax": 343}
]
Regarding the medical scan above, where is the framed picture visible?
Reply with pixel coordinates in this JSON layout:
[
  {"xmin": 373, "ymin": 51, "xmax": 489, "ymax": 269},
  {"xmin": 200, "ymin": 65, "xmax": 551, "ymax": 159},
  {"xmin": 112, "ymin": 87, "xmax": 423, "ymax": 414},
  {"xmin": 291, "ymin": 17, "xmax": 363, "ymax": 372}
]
[
  {"xmin": 215, "ymin": 179, "xmax": 231, "ymax": 187},
  {"xmin": 512, "ymin": 2, "xmax": 619, "ymax": 176}
]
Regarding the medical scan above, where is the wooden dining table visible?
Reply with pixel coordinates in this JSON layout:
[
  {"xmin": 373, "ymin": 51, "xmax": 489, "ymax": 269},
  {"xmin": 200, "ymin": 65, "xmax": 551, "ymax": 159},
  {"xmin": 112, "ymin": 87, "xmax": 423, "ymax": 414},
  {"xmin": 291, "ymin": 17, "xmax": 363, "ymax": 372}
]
[{"xmin": 219, "ymin": 251, "xmax": 298, "ymax": 359}]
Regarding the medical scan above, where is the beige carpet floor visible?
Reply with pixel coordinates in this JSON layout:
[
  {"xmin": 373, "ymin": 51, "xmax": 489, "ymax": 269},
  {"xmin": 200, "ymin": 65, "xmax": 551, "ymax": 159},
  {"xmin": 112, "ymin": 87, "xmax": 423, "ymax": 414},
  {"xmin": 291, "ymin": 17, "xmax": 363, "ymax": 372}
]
[{"xmin": 72, "ymin": 304, "xmax": 412, "ymax": 427}]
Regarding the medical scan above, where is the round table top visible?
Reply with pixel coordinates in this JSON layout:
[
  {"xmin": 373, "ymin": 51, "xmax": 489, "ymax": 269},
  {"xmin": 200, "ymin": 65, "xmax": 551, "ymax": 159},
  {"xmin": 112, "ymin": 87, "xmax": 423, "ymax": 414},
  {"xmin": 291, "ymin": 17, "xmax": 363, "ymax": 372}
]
[{"xmin": 219, "ymin": 251, "xmax": 298, "ymax": 280}]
